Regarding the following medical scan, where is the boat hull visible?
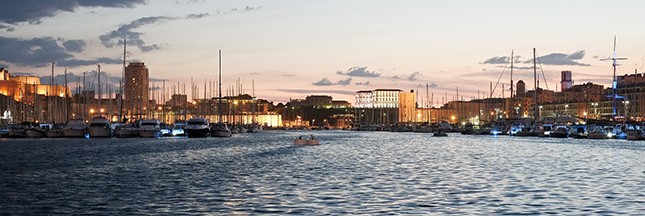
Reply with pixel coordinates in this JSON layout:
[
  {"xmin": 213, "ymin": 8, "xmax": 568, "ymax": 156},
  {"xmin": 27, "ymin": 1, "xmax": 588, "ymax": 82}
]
[
  {"xmin": 25, "ymin": 129, "xmax": 47, "ymax": 138},
  {"xmin": 115, "ymin": 128, "xmax": 138, "ymax": 138},
  {"xmin": 210, "ymin": 130, "xmax": 231, "ymax": 137},
  {"xmin": 46, "ymin": 130, "xmax": 64, "ymax": 138},
  {"xmin": 64, "ymin": 129, "xmax": 87, "ymax": 138},
  {"xmin": 88, "ymin": 127, "xmax": 112, "ymax": 138},
  {"xmin": 186, "ymin": 129, "xmax": 210, "ymax": 138},
  {"xmin": 138, "ymin": 130, "xmax": 162, "ymax": 138}
]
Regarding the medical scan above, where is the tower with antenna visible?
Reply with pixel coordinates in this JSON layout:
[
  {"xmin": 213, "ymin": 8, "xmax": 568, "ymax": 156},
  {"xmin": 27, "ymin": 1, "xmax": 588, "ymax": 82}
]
[{"xmin": 600, "ymin": 36, "xmax": 627, "ymax": 121}]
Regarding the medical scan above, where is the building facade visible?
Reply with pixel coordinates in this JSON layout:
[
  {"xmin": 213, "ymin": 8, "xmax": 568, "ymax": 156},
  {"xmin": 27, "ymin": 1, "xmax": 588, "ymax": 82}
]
[{"xmin": 124, "ymin": 62, "xmax": 149, "ymax": 118}]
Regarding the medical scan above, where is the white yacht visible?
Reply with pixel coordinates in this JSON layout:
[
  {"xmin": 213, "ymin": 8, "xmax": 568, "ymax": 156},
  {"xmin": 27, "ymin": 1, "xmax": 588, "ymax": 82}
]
[
  {"xmin": 88, "ymin": 116, "xmax": 112, "ymax": 138},
  {"xmin": 172, "ymin": 121, "xmax": 186, "ymax": 136},
  {"xmin": 63, "ymin": 119, "xmax": 88, "ymax": 138},
  {"xmin": 185, "ymin": 118, "xmax": 210, "ymax": 137},
  {"xmin": 138, "ymin": 119, "xmax": 162, "ymax": 138}
]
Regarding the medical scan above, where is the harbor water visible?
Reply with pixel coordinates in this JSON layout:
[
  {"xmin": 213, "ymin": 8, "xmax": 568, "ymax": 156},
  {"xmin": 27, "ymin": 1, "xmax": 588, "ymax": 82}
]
[{"xmin": 1, "ymin": 131, "xmax": 643, "ymax": 214}]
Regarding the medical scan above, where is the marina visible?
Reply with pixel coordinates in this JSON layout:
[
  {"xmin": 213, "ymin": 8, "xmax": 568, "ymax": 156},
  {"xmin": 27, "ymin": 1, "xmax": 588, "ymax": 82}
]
[{"xmin": 1, "ymin": 131, "xmax": 643, "ymax": 214}]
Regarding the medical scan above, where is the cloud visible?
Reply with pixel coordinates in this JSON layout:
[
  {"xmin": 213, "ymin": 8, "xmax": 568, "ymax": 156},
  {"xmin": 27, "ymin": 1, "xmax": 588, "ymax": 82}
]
[
  {"xmin": 62, "ymin": 39, "xmax": 86, "ymax": 52},
  {"xmin": 276, "ymin": 89, "xmax": 356, "ymax": 96},
  {"xmin": 0, "ymin": 24, "xmax": 15, "ymax": 32},
  {"xmin": 0, "ymin": 0, "xmax": 145, "ymax": 25},
  {"xmin": 416, "ymin": 83, "xmax": 440, "ymax": 88},
  {"xmin": 482, "ymin": 55, "xmax": 524, "ymax": 64},
  {"xmin": 0, "ymin": 36, "xmax": 121, "ymax": 67},
  {"xmin": 312, "ymin": 78, "xmax": 334, "ymax": 86},
  {"xmin": 100, "ymin": 16, "xmax": 178, "ymax": 52},
  {"xmin": 407, "ymin": 71, "xmax": 420, "ymax": 81},
  {"xmin": 355, "ymin": 81, "xmax": 370, "ymax": 86},
  {"xmin": 482, "ymin": 56, "xmax": 510, "ymax": 64},
  {"xmin": 186, "ymin": 13, "xmax": 209, "ymax": 19},
  {"xmin": 524, "ymin": 50, "xmax": 590, "ymax": 66},
  {"xmin": 336, "ymin": 66, "xmax": 381, "ymax": 77},
  {"xmin": 312, "ymin": 77, "xmax": 352, "ymax": 86},
  {"xmin": 231, "ymin": 6, "xmax": 264, "ymax": 12}
]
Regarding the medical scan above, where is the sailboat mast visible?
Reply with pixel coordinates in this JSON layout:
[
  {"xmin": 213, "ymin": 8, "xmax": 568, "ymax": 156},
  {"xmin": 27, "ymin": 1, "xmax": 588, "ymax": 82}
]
[
  {"xmin": 533, "ymin": 48, "xmax": 538, "ymax": 122},
  {"xmin": 64, "ymin": 68, "xmax": 69, "ymax": 122},
  {"xmin": 120, "ymin": 38, "xmax": 126, "ymax": 122},
  {"xmin": 50, "ymin": 62, "xmax": 55, "ymax": 123},
  {"xmin": 97, "ymin": 64, "xmax": 101, "ymax": 117},
  {"xmin": 218, "ymin": 50, "xmax": 223, "ymax": 123}
]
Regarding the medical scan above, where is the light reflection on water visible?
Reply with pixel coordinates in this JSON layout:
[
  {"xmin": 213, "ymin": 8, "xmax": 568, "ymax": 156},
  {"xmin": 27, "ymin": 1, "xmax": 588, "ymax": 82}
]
[{"xmin": 1, "ymin": 131, "xmax": 643, "ymax": 214}]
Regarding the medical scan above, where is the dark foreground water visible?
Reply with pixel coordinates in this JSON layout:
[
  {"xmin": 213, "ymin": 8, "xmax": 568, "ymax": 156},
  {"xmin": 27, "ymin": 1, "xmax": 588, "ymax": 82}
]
[{"xmin": 1, "ymin": 131, "xmax": 644, "ymax": 214}]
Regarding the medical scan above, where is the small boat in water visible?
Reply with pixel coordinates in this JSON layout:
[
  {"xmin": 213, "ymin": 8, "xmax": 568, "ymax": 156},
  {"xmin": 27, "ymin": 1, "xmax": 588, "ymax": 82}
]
[
  {"xmin": 550, "ymin": 125, "xmax": 570, "ymax": 138},
  {"xmin": 294, "ymin": 134, "xmax": 319, "ymax": 145},
  {"xmin": 210, "ymin": 122, "xmax": 232, "ymax": 137},
  {"xmin": 185, "ymin": 118, "xmax": 210, "ymax": 137},
  {"xmin": 88, "ymin": 116, "xmax": 112, "ymax": 138},
  {"xmin": 46, "ymin": 123, "xmax": 65, "ymax": 138},
  {"xmin": 138, "ymin": 119, "xmax": 162, "ymax": 138},
  {"xmin": 587, "ymin": 126, "xmax": 610, "ymax": 139},
  {"xmin": 26, "ymin": 123, "xmax": 51, "ymax": 138},
  {"xmin": 433, "ymin": 129, "xmax": 448, "ymax": 137},
  {"xmin": 64, "ymin": 119, "xmax": 88, "ymax": 138},
  {"xmin": 171, "ymin": 121, "xmax": 186, "ymax": 136},
  {"xmin": 114, "ymin": 123, "xmax": 138, "ymax": 138}
]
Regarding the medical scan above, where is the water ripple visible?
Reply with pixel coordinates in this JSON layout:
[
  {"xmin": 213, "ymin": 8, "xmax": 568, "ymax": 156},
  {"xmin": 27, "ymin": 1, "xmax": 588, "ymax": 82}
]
[{"xmin": 1, "ymin": 131, "xmax": 643, "ymax": 214}]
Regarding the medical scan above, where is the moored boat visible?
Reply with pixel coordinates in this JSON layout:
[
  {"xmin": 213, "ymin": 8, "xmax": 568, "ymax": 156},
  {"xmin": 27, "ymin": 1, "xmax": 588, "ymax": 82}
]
[
  {"xmin": 114, "ymin": 123, "xmax": 138, "ymax": 138},
  {"xmin": 64, "ymin": 119, "xmax": 88, "ymax": 138},
  {"xmin": 88, "ymin": 116, "xmax": 112, "ymax": 138},
  {"xmin": 138, "ymin": 119, "xmax": 162, "ymax": 138},
  {"xmin": 210, "ymin": 122, "xmax": 232, "ymax": 137},
  {"xmin": 185, "ymin": 118, "xmax": 210, "ymax": 137},
  {"xmin": 26, "ymin": 123, "xmax": 51, "ymax": 138}
]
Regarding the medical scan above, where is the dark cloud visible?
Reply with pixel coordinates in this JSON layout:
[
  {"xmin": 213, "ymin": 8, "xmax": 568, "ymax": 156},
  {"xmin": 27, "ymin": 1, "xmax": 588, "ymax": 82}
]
[
  {"xmin": 567, "ymin": 50, "xmax": 585, "ymax": 60},
  {"xmin": 482, "ymin": 56, "xmax": 510, "ymax": 64},
  {"xmin": 0, "ymin": 0, "xmax": 145, "ymax": 25},
  {"xmin": 62, "ymin": 39, "xmax": 86, "ymax": 52},
  {"xmin": 524, "ymin": 50, "xmax": 590, "ymax": 66},
  {"xmin": 407, "ymin": 71, "xmax": 420, "ymax": 81},
  {"xmin": 312, "ymin": 78, "xmax": 334, "ymax": 86},
  {"xmin": 482, "ymin": 55, "xmax": 523, "ymax": 64},
  {"xmin": 0, "ymin": 36, "xmax": 121, "ymax": 67},
  {"xmin": 186, "ymin": 13, "xmax": 210, "ymax": 19},
  {"xmin": 0, "ymin": 24, "xmax": 15, "ymax": 32},
  {"xmin": 312, "ymin": 78, "xmax": 352, "ymax": 86},
  {"xmin": 355, "ymin": 81, "xmax": 370, "ymax": 86},
  {"xmin": 337, "ymin": 78, "xmax": 352, "ymax": 86},
  {"xmin": 100, "ymin": 16, "xmax": 177, "ymax": 52},
  {"xmin": 336, "ymin": 66, "xmax": 381, "ymax": 77}
]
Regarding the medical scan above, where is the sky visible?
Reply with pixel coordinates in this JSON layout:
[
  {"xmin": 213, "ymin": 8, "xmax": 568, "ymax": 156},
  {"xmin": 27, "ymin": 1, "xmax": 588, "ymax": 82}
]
[{"xmin": 2, "ymin": 0, "xmax": 645, "ymax": 104}]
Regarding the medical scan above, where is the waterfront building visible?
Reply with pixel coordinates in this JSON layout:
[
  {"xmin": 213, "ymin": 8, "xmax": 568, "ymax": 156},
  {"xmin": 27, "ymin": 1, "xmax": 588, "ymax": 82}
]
[
  {"xmin": 373, "ymin": 89, "xmax": 401, "ymax": 108},
  {"xmin": 398, "ymin": 90, "xmax": 416, "ymax": 122},
  {"xmin": 561, "ymin": 71, "xmax": 573, "ymax": 91},
  {"xmin": 516, "ymin": 80, "xmax": 526, "ymax": 98},
  {"xmin": 354, "ymin": 90, "xmax": 373, "ymax": 108},
  {"xmin": 124, "ymin": 62, "xmax": 149, "ymax": 119}
]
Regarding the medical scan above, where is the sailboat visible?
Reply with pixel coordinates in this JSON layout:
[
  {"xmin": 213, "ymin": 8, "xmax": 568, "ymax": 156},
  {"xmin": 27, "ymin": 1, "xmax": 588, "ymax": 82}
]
[{"xmin": 211, "ymin": 50, "xmax": 232, "ymax": 137}]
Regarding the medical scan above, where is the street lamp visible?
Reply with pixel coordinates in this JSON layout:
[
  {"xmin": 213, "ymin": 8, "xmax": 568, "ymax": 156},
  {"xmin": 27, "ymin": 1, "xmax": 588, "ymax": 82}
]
[
  {"xmin": 564, "ymin": 104, "xmax": 569, "ymax": 115},
  {"xmin": 591, "ymin": 102, "xmax": 598, "ymax": 119}
]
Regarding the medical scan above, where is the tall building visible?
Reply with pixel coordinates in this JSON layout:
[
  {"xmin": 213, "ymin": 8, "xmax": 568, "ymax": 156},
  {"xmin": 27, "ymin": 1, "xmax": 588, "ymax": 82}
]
[
  {"xmin": 125, "ymin": 62, "xmax": 149, "ymax": 117},
  {"xmin": 398, "ymin": 90, "xmax": 416, "ymax": 122},
  {"xmin": 516, "ymin": 80, "xmax": 525, "ymax": 98},
  {"xmin": 561, "ymin": 71, "xmax": 573, "ymax": 91}
]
